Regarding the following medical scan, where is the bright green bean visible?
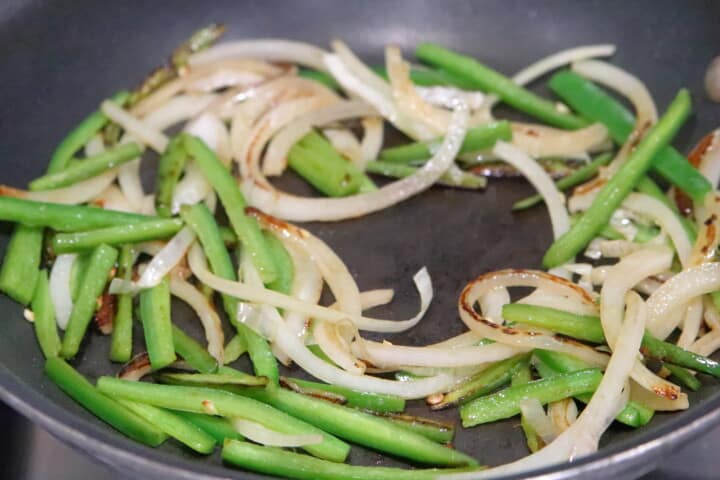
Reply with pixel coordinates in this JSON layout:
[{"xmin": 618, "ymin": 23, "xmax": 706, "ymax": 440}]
[
  {"xmin": 172, "ymin": 325, "xmax": 218, "ymax": 373},
  {"xmin": 664, "ymin": 363, "xmax": 701, "ymax": 392},
  {"xmin": 31, "ymin": 270, "xmax": 60, "ymax": 358},
  {"xmin": 460, "ymin": 369, "xmax": 602, "ymax": 427},
  {"xmin": 379, "ymin": 414, "xmax": 454, "ymax": 444},
  {"xmin": 298, "ymin": 69, "xmax": 339, "ymax": 90},
  {"xmin": 183, "ymin": 135, "xmax": 277, "ymax": 284},
  {"xmin": 365, "ymin": 161, "xmax": 487, "ymax": 189},
  {"xmin": 289, "ymin": 135, "xmax": 363, "ymax": 197},
  {"xmin": 175, "ymin": 411, "xmax": 244, "ymax": 443},
  {"xmin": 155, "ymin": 136, "xmax": 187, "ymax": 217},
  {"xmin": 223, "ymin": 335, "xmax": 247, "ymax": 365},
  {"xmin": 161, "ymin": 370, "xmax": 267, "ymax": 387},
  {"xmin": 415, "ymin": 43, "xmax": 588, "ymax": 129},
  {"xmin": 52, "ymin": 218, "xmax": 184, "ymax": 254},
  {"xmin": 372, "ymin": 65, "xmax": 478, "ymax": 90},
  {"xmin": 118, "ymin": 399, "xmax": 216, "ymax": 454},
  {"xmin": 511, "ymin": 357, "xmax": 542, "ymax": 453},
  {"xmin": 30, "ymin": 143, "xmax": 142, "ymax": 191},
  {"xmin": 379, "ymin": 122, "xmax": 512, "ymax": 164},
  {"xmin": 0, "ymin": 224, "xmax": 44, "ymax": 304},
  {"xmin": 110, "ymin": 245, "xmax": 135, "ymax": 363},
  {"xmin": 96, "ymin": 377, "xmax": 350, "ymax": 462},
  {"xmin": 140, "ymin": 277, "xmax": 176, "ymax": 370},
  {"xmin": 45, "ymin": 358, "xmax": 166, "ymax": 446},
  {"xmin": 60, "ymin": 244, "xmax": 118, "ymax": 359},
  {"xmin": 543, "ymin": 89, "xmax": 692, "ymax": 268},
  {"xmin": 281, "ymin": 377, "xmax": 405, "ymax": 413}
]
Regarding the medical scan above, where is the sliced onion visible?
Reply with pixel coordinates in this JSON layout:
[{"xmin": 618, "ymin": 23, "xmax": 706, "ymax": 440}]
[
  {"xmin": 647, "ymin": 263, "xmax": 720, "ymax": 340},
  {"xmin": 101, "ymin": 101, "xmax": 168, "ymax": 153},
  {"xmin": 231, "ymin": 418, "xmax": 322, "ymax": 447},
  {"xmin": 548, "ymin": 398, "xmax": 578, "ymax": 435},
  {"xmin": 511, "ymin": 122, "xmax": 609, "ymax": 159},
  {"xmin": 430, "ymin": 331, "xmax": 485, "ymax": 349},
  {"xmin": 142, "ymin": 94, "xmax": 218, "ymax": 130},
  {"xmin": 360, "ymin": 117, "xmax": 384, "ymax": 167},
  {"xmin": 0, "ymin": 169, "xmax": 118, "ymax": 205},
  {"xmin": 242, "ymin": 103, "xmax": 469, "ymax": 221},
  {"xmin": 189, "ymin": 39, "xmax": 329, "ymax": 71},
  {"xmin": 169, "ymin": 276, "xmax": 224, "ymax": 363},
  {"xmin": 703, "ymin": 296, "xmax": 720, "ymax": 331},
  {"xmin": 353, "ymin": 289, "xmax": 395, "ymax": 311},
  {"xmin": 520, "ymin": 399, "xmax": 556, "ymax": 444},
  {"xmin": 479, "ymin": 287, "xmax": 510, "ymax": 323},
  {"xmin": 49, "ymin": 254, "xmax": 76, "ymax": 330},
  {"xmin": 118, "ymin": 352, "xmax": 152, "ymax": 381},
  {"xmin": 314, "ymin": 319, "xmax": 366, "ymax": 374},
  {"xmin": 322, "ymin": 128, "xmax": 362, "ymax": 164},
  {"xmin": 517, "ymin": 289, "xmax": 599, "ymax": 316},
  {"xmin": 677, "ymin": 297, "xmax": 704, "ymax": 349},
  {"xmin": 92, "ymin": 185, "xmax": 134, "ymax": 212},
  {"xmin": 690, "ymin": 194, "xmax": 720, "ymax": 265},
  {"xmin": 493, "ymin": 141, "xmax": 570, "ymax": 239},
  {"xmin": 690, "ymin": 329, "xmax": 720, "ymax": 357},
  {"xmin": 416, "ymin": 86, "xmax": 486, "ymax": 110},
  {"xmin": 84, "ymin": 133, "xmax": 105, "ymax": 156},
  {"xmin": 697, "ymin": 130, "xmax": 720, "ymax": 188},
  {"xmin": 279, "ymin": 240, "xmax": 324, "ymax": 336}
]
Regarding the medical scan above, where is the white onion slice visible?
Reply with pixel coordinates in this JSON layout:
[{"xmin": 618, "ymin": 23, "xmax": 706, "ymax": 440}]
[
  {"xmin": 314, "ymin": 319, "xmax": 366, "ymax": 374},
  {"xmin": 697, "ymin": 130, "xmax": 720, "ymax": 188},
  {"xmin": 360, "ymin": 117, "xmax": 384, "ymax": 167},
  {"xmin": 493, "ymin": 141, "xmax": 570, "ymax": 239},
  {"xmin": 49, "ymin": 254, "xmax": 76, "ymax": 330},
  {"xmin": 101, "ymin": 101, "xmax": 168, "ymax": 153},
  {"xmin": 322, "ymin": 128, "xmax": 362, "ymax": 164},
  {"xmin": 189, "ymin": 39, "xmax": 328, "ymax": 71},
  {"xmin": 231, "ymin": 418, "xmax": 322, "ymax": 447},
  {"xmin": 517, "ymin": 289, "xmax": 599, "ymax": 316},
  {"xmin": 84, "ymin": 133, "xmax": 105, "ymax": 156},
  {"xmin": 677, "ymin": 297, "xmax": 704, "ymax": 349},
  {"xmin": 169, "ymin": 276, "xmax": 224, "ymax": 363},
  {"xmin": 479, "ymin": 287, "xmax": 510, "ymax": 324},
  {"xmin": 690, "ymin": 329, "xmax": 720, "ymax": 357},
  {"xmin": 703, "ymin": 296, "xmax": 720, "ymax": 331},
  {"xmin": 520, "ymin": 399, "xmax": 556, "ymax": 444},
  {"xmin": 629, "ymin": 380, "xmax": 689, "ymax": 411},
  {"xmin": 1, "ymin": 169, "xmax": 118, "ymax": 205},
  {"xmin": 416, "ymin": 86, "xmax": 486, "ymax": 110},
  {"xmin": 511, "ymin": 122, "xmax": 609, "ymax": 159},
  {"xmin": 548, "ymin": 398, "xmax": 578, "ymax": 435}
]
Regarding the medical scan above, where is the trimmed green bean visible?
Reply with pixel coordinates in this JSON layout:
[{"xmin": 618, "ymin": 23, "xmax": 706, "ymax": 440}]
[
  {"xmin": 161, "ymin": 370, "xmax": 267, "ymax": 387},
  {"xmin": 0, "ymin": 197, "xmax": 152, "ymax": 232},
  {"xmin": 222, "ymin": 440, "xmax": 478, "ymax": 480},
  {"xmin": 373, "ymin": 65, "xmax": 478, "ymax": 90},
  {"xmin": 70, "ymin": 252, "xmax": 92, "ymax": 302},
  {"xmin": 140, "ymin": 277, "xmax": 176, "ymax": 370},
  {"xmin": 640, "ymin": 334, "xmax": 720, "ymax": 378},
  {"xmin": 30, "ymin": 143, "xmax": 142, "ymax": 191},
  {"xmin": 379, "ymin": 414, "xmax": 455, "ymax": 444},
  {"xmin": 415, "ymin": 43, "xmax": 587, "ymax": 129},
  {"xmin": 96, "ymin": 378, "xmax": 350, "ymax": 462},
  {"xmin": 155, "ymin": 136, "xmax": 187, "ymax": 217},
  {"xmin": 549, "ymin": 71, "xmax": 711, "ymax": 202},
  {"xmin": 233, "ymin": 384, "xmax": 477, "ymax": 467},
  {"xmin": 636, "ymin": 176, "xmax": 696, "ymax": 241},
  {"xmin": 264, "ymin": 231, "xmax": 294, "ymax": 295},
  {"xmin": 45, "ymin": 358, "xmax": 166, "ymax": 446},
  {"xmin": 180, "ymin": 203, "xmax": 278, "ymax": 382},
  {"xmin": 172, "ymin": 325, "xmax": 218, "ymax": 373},
  {"xmin": 511, "ymin": 357, "xmax": 543, "ymax": 453},
  {"xmin": 432, "ymin": 355, "xmax": 528, "ymax": 410},
  {"xmin": 512, "ymin": 152, "xmax": 614, "ymax": 210},
  {"xmin": 223, "ymin": 334, "xmax": 247, "ymax": 365},
  {"xmin": 461, "ymin": 369, "xmax": 602, "ymax": 427},
  {"xmin": 60, "ymin": 244, "xmax": 118, "ymax": 359},
  {"xmin": 175, "ymin": 411, "xmax": 244, "ymax": 443},
  {"xmin": 281, "ymin": 377, "xmax": 405, "ymax": 413},
  {"xmin": 0, "ymin": 224, "xmax": 43, "ymax": 304},
  {"xmin": 183, "ymin": 135, "xmax": 277, "ymax": 284},
  {"xmin": 365, "ymin": 161, "xmax": 487, "ymax": 189},
  {"xmin": 664, "ymin": 363, "xmax": 701, "ymax": 392},
  {"xmin": 543, "ymin": 89, "xmax": 692, "ymax": 268},
  {"xmin": 31, "ymin": 270, "xmax": 60, "ymax": 358},
  {"xmin": 379, "ymin": 122, "xmax": 512, "ymax": 164},
  {"xmin": 52, "ymin": 218, "xmax": 184, "ymax": 254},
  {"xmin": 47, "ymin": 91, "xmax": 130, "ymax": 174},
  {"xmin": 118, "ymin": 399, "xmax": 216, "ymax": 454},
  {"xmin": 110, "ymin": 245, "xmax": 135, "ymax": 363}
]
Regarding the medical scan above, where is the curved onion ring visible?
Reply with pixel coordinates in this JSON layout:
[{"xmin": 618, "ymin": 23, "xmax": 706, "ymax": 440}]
[{"xmin": 189, "ymin": 39, "xmax": 329, "ymax": 72}]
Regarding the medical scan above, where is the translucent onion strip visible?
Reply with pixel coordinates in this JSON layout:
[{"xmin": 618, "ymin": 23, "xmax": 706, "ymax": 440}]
[
  {"xmin": 231, "ymin": 418, "xmax": 322, "ymax": 447},
  {"xmin": 511, "ymin": 122, "xmax": 609, "ymax": 159},
  {"xmin": 49, "ymin": 254, "xmax": 76, "ymax": 330},
  {"xmin": 189, "ymin": 39, "xmax": 329, "ymax": 71},
  {"xmin": 0, "ymin": 170, "xmax": 118, "ymax": 205},
  {"xmin": 101, "ymin": 101, "xmax": 169, "ymax": 153}
]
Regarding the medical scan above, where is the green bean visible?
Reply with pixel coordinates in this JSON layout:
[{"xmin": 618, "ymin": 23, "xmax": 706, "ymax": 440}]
[
  {"xmin": 118, "ymin": 399, "xmax": 216, "ymax": 454},
  {"xmin": 543, "ymin": 89, "xmax": 692, "ymax": 268},
  {"xmin": 30, "ymin": 143, "xmax": 142, "ymax": 191},
  {"xmin": 365, "ymin": 161, "xmax": 487, "ymax": 189},
  {"xmin": 664, "ymin": 363, "xmax": 701, "ymax": 392},
  {"xmin": 222, "ymin": 440, "xmax": 478, "ymax": 480},
  {"xmin": 110, "ymin": 246, "xmax": 135, "ymax": 362},
  {"xmin": 31, "ymin": 270, "xmax": 60, "ymax": 358},
  {"xmin": 69, "ymin": 252, "xmax": 92, "ymax": 301},
  {"xmin": 379, "ymin": 122, "xmax": 512, "ymax": 164},
  {"xmin": 184, "ymin": 135, "xmax": 277, "ymax": 284},
  {"xmin": 372, "ymin": 65, "xmax": 478, "ymax": 90},
  {"xmin": 172, "ymin": 325, "xmax": 218, "ymax": 373},
  {"xmin": 139, "ymin": 277, "xmax": 176, "ymax": 370},
  {"xmin": 45, "ymin": 358, "xmax": 166, "ymax": 446},
  {"xmin": 223, "ymin": 334, "xmax": 247, "ymax": 365},
  {"xmin": 512, "ymin": 152, "xmax": 614, "ymax": 210},
  {"xmin": 415, "ymin": 43, "xmax": 587, "ymax": 129},
  {"xmin": 264, "ymin": 231, "xmax": 294, "ymax": 295},
  {"xmin": 298, "ymin": 69, "xmax": 339, "ymax": 90},
  {"xmin": 549, "ymin": 71, "xmax": 711, "ymax": 202},
  {"xmin": 431, "ymin": 355, "xmax": 528, "ymax": 410},
  {"xmin": 378, "ymin": 413, "xmax": 454, "ymax": 444},
  {"xmin": 60, "ymin": 244, "xmax": 118, "ymax": 358},
  {"xmin": 47, "ymin": 91, "xmax": 130, "ymax": 174},
  {"xmin": 281, "ymin": 377, "xmax": 405, "ymax": 413},
  {"xmin": 219, "ymin": 226, "xmax": 238, "ymax": 247},
  {"xmin": 511, "ymin": 357, "xmax": 543, "ymax": 453},
  {"xmin": 175, "ymin": 411, "xmax": 244, "ymax": 443},
  {"xmin": 154, "ymin": 136, "xmax": 187, "ymax": 217},
  {"xmin": 461, "ymin": 369, "xmax": 602, "ymax": 427},
  {"xmin": 0, "ymin": 197, "xmax": 152, "ymax": 232},
  {"xmin": 506, "ymin": 303, "xmax": 720, "ymax": 377},
  {"xmin": 160, "ymin": 370, "xmax": 267, "ymax": 387},
  {"xmin": 232, "ymin": 384, "xmax": 476, "ymax": 467},
  {"xmin": 0, "ymin": 224, "xmax": 43, "ymax": 304},
  {"xmin": 96, "ymin": 377, "xmax": 350, "ymax": 462},
  {"xmin": 171, "ymin": 23, "xmax": 226, "ymax": 71},
  {"xmin": 180, "ymin": 203, "xmax": 278, "ymax": 382},
  {"xmin": 533, "ymin": 350, "xmax": 654, "ymax": 427},
  {"xmin": 52, "ymin": 218, "xmax": 184, "ymax": 254},
  {"xmin": 308, "ymin": 344, "xmax": 338, "ymax": 366}
]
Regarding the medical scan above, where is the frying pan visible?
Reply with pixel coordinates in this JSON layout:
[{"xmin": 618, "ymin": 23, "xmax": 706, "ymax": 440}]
[{"xmin": 1, "ymin": 0, "xmax": 720, "ymax": 478}]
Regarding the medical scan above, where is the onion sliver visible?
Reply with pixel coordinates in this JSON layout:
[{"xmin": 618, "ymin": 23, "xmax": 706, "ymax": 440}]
[
  {"xmin": 231, "ymin": 418, "xmax": 322, "ymax": 447},
  {"xmin": 360, "ymin": 117, "xmax": 384, "ymax": 167},
  {"xmin": 1, "ymin": 170, "xmax": 118, "ymax": 205},
  {"xmin": 493, "ymin": 141, "xmax": 570, "ymax": 239},
  {"xmin": 49, "ymin": 254, "xmax": 76, "ymax": 330},
  {"xmin": 677, "ymin": 297, "xmax": 704, "ymax": 349},
  {"xmin": 189, "ymin": 39, "xmax": 329, "ymax": 71},
  {"xmin": 511, "ymin": 122, "xmax": 609, "ymax": 159},
  {"xmin": 101, "ymin": 101, "xmax": 168, "ymax": 153},
  {"xmin": 520, "ymin": 399, "xmax": 556, "ymax": 444}
]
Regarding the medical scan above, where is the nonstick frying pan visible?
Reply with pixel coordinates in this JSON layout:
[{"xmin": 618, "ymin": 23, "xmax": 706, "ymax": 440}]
[{"xmin": 1, "ymin": 1, "xmax": 720, "ymax": 478}]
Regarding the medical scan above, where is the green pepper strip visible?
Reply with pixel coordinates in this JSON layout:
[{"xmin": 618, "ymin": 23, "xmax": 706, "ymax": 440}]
[
  {"xmin": 372, "ymin": 65, "xmax": 478, "ymax": 90},
  {"xmin": 154, "ymin": 136, "xmax": 188, "ymax": 217},
  {"xmin": 460, "ymin": 369, "xmax": 602, "ymax": 427},
  {"xmin": 378, "ymin": 413, "xmax": 455, "ymax": 444},
  {"xmin": 281, "ymin": 376, "xmax": 405, "ymax": 413},
  {"xmin": 223, "ymin": 334, "xmax": 247, "ymax": 365},
  {"xmin": 549, "ymin": 71, "xmax": 711, "ymax": 203},
  {"xmin": 415, "ymin": 43, "xmax": 588, "ymax": 130},
  {"xmin": 45, "ymin": 358, "xmax": 166, "ymax": 446},
  {"xmin": 60, "ymin": 244, "xmax": 118, "ymax": 359},
  {"xmin": 179, "ymin": 203, "xmax": 278, "ymax": 382},
  {"xmin": 511, "ymin": 357, "xmax": 543, "ymax": 452},
  {"xmin": 31, "ymin": 270, "xmax": 61, "ymax": 358},
  {"xmin": 543, "ymin": 89, "xmax": 692, "ymax": 268},
  {"xmin": 140, "ymin": 277, "xmax": 177, "ymax": 370},
  {"xmin": 663, "ymin": 363, "xmax": 701, "ymax": 392},
  {"xmin": 96, "ymin": 377, "xmax": 349, "ymax": 462},
  {"xmin": 109, "ymin": 245, "xmax": 135, "ymax": 362},
  {"xmin": 263, "ymin": 231, "xmax": 294, "ymax": 295},
  {"xmin": 172, "ymin": 325, "xmax": 218, "ymax": 373}
]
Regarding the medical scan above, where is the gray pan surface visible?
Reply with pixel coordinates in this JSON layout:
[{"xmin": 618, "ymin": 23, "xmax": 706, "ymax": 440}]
[{"xmin": 1, "ymin": 0, "xmax": 720, "ymax": 478}]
